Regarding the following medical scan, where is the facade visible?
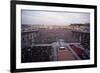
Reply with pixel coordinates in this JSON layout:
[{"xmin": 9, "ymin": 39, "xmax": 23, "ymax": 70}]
[{"xmin": 21, "ymin": 29, "xmax": 39, "ymax": 48}]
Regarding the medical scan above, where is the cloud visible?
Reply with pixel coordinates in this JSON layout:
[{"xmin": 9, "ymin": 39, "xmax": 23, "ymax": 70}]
[{"xmin": 21, "ymin": 10, "xmax": 90, "ymax": 25}]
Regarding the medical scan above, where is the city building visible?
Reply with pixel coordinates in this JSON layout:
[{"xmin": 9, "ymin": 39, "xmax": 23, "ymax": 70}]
[{"xmin": 21, "ymin": 23, "xmax": 90, "ymax": 62}]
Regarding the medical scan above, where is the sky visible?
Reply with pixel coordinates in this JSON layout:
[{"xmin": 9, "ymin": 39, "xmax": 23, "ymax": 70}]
[{"xmin": 21, "ymin": 10, "xmax": 90, "ymax": 25}]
